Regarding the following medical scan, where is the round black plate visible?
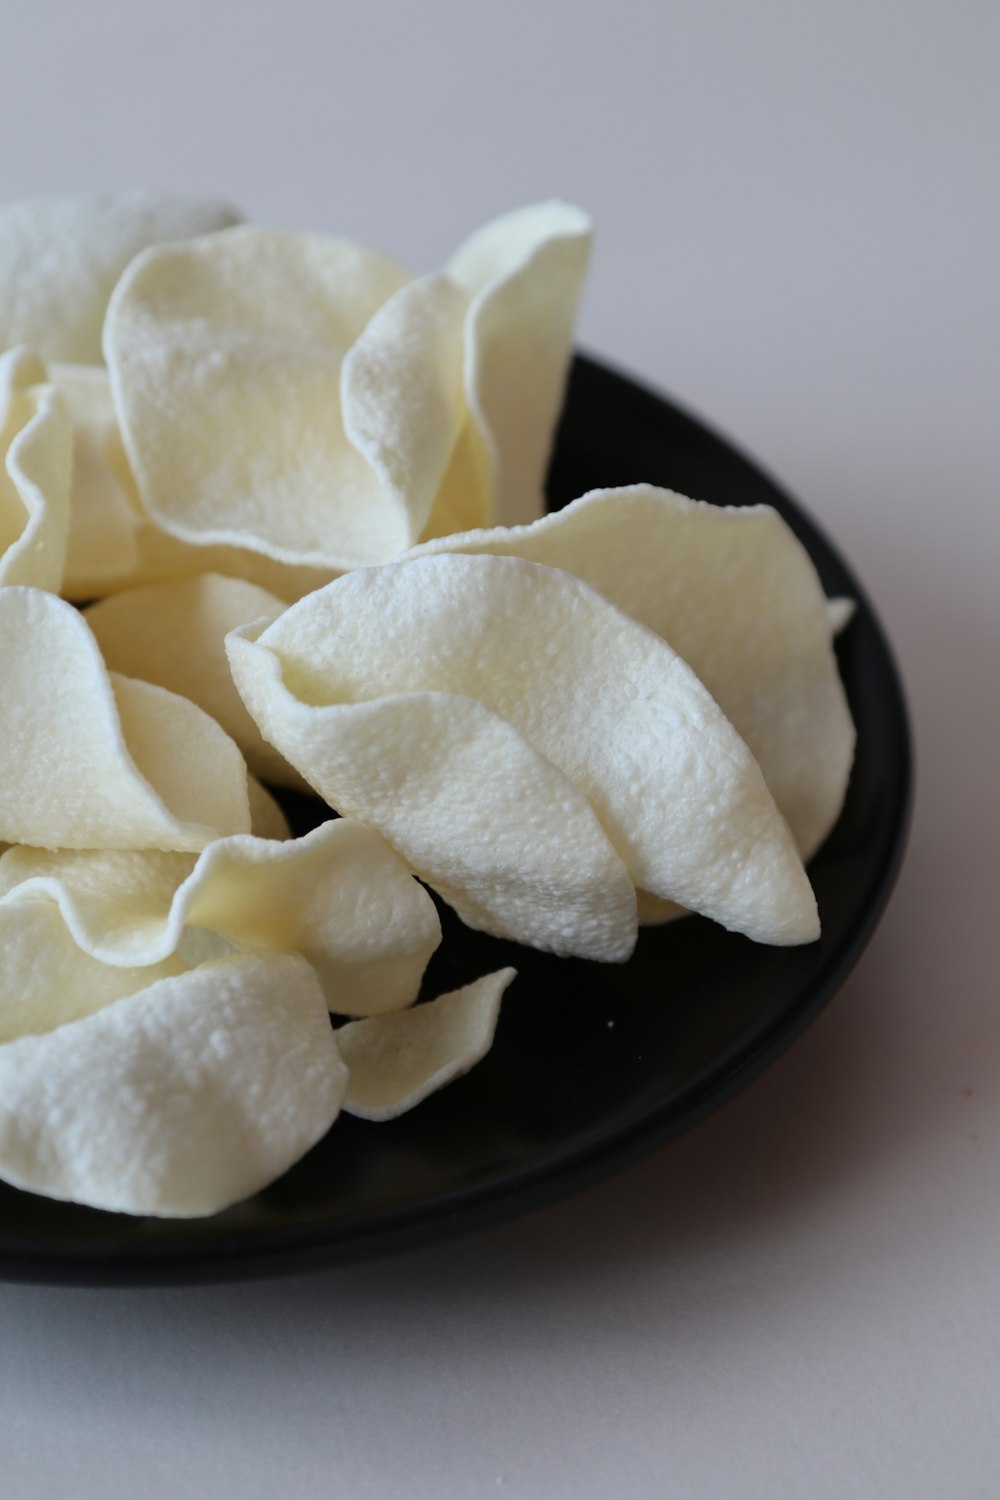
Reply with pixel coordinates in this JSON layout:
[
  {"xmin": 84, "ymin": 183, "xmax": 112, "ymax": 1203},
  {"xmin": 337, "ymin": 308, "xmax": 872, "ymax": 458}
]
[{"xmin": 0, "ymin": 355, "xmax": 912, "ymax": 1287}]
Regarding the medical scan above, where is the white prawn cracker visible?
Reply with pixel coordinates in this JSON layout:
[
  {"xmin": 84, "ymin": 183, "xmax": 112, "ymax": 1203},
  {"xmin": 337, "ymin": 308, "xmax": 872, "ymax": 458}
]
[
  {"xmin": 53, "ymin": 363, "xmax": 337, "ymax": 603},
  {"xmin": 102, "ymin": 206, "xmax": 592, "ymax": 573},
  {"xmin": 51, "ymin": 363, "xmax": 142, "ymax": 598},
  {"xmin": 103, "ymin": 227, "xmax": 464, "ymax": 570},
  {"xmin": 0, "ymin": 950, "xmax": 346, "ymax": 1217},
  {"xmin": 0, "ymin": 820, "xmax": 441, "ymax": 1016},
  {"xmin": 339, "ymin": 968, "xmax": 517, "ymax": 1120},
  {"xmin": 228, "ymin": 553, "xmax": 819, "ymax": 959},
  {"xmin": 0, "ymin": 587, "xmax": 250, "ymax": 851},
  {"xmin": 0, "ymin": 191, "xmax": 239, "ymax": 365},
  {"xmin": 0, "ymin": 900, "xmax": 185, "ymax": 1044},
  {"xmin": 410, "ymin": 485, "xmax": 855, "ymax": 862},
  {"xmin": 446, "ymin": 201, "xmax": 592, "ymax": 527},
  {"xmin": 0, "ymin": 349, "xmax": 73, "ymax": 591},
  {"xmin": 85, "ymin": 572, "xmax": 297, "ymax": 786}
]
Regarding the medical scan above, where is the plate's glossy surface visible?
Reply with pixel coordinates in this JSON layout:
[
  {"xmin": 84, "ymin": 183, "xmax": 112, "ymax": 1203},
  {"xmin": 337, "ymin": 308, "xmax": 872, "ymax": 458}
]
[{"xmin": 0, "ymin": 355, "xmax": 911, "ymax": 1287}]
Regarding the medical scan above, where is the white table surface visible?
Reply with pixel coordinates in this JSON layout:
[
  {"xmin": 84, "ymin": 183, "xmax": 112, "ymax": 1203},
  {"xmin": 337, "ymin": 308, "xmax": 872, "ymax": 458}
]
[{"xmin": 1, "ymin": 2, "xmax": 997, "ymax": 1495}]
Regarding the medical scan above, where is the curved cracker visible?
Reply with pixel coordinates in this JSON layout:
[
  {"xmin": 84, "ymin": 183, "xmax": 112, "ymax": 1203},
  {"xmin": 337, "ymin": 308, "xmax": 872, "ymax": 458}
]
[
  {"xmin": 0, "ymin": 191, "xmax": 239, "ymax": 365},
  {"xmin": 0, "ymin": 588, "xmax": 250, "ymax": 850},
  {"xmin": 228, "ymin": 623, "xmax": 637, "ymax": 961},
  {"xmin": 0, "ymin": 349, "xmax": 72, "ymax": 591},
  {"xmin": 86, "ymin": 572, "xmax": 299, "ymax": 787},
  {"xmin": 228, "ymin": 554, "xmax": 817, "ymax": 950},
  {"xmin": 0, "ymin": 950, "xmax": 345, "ymax": 1216},
  {"xmin": 410, "ymin": 485, "xmax": 855, "ymax": 860},
  {"xmin": 0, "ymin": 900, "xmax": 186, "ymax": 1044},
  {"xmin": 0, "ymin": 820, "xmax": 441, "ymax": 1016},
  {"xmin": 341, "ymin": 272, "xmax": 468, "ymax": 545},
  {"xmin": 339, "ymin": 967, "xmax": 517, "ymax": 1120},
  {"xmin": 447, "ymin": 201, "xmax": 592, "ymax": 525},
  {"xmin": 54, "ymin": 364, "xmax": 337, "ymax": 603},
  {"xmin": 104, "ymin": 227, "xmax": 439, "ymax": 569}
]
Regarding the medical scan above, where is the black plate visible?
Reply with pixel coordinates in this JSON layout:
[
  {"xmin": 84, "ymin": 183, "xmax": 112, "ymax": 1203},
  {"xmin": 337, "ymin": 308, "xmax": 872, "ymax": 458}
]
[{"xmin": 0, "ymin": 355, "xmax": 912, "ymax": 1287}]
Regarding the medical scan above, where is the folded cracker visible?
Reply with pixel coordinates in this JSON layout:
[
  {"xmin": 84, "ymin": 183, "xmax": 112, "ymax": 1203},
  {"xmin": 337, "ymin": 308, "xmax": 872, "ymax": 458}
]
[
  {"xmin": 0, "ymin": 348, "xmax": 72, "ymax": 591},
  {"xmin": 102, "ymin": 205, "xmax": 592, "ymax": 572},
  {"xmin": 0, "ymin": 900, "xmax": 186, "ymax": 1044},
  {"xmin": 0, "ymin": 587, "xmax": 250, "ymax": 851},
  {"xmin": 232, "ymin": 640, "xmax": 636, "ymax": 962},
  {"xmin": 409, "ymin": 486, "xmax": 855, "ymax": 862},
  {"xmin": 85, "ymin": 573, "xmax": 300, "ymax": 787},
  {"xmin": 0, "ymin": 948, "xmax": 346, "ymax": 1216},
  {"xmin": 340, "ymin": 272, "xmax": 469, "ymax": 543},
  {"xmin": 104, "ymin": 227, "xmax": 464, "ymax": 569},
  {"xmin": 53, "ymin": 364, "xmax": 336, "ymax": 602},
  {"xmin": 51, "ymin": 363, "xmax": 140, "ymax": 596},
  {"xmin": 339, "ymin": 967, "xmax": 516, "ymax": 1120},
  {"xmin": 0, "ymin": 820, "xmax": 441, "ymax": 1016},
  {"xmin": 446, "ymin": 202, "xmax": 592, "ymax": 526},
  {"xmin": 0, "ymin": 192, "xmax": 239, "ymax": 365},
  {"xmin": 228, "ymin": 553, "xmax": 818, "ymax": 957}
]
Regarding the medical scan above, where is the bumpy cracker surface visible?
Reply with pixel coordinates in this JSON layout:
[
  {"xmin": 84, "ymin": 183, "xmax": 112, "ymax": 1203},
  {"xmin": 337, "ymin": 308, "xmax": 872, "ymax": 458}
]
[
  {"xmin": 104, "ymin": 227, "xmax": 433, "ymax": 569},
  {"xmin": 0, "ymin": 820, "xmax": 441, "ymax": 1016},
  {"xmin": 410, "ymin": 485, "xmax": 855, "ymax": 862},
  {"xmin": 228, "ymin": 553, "xmax": 819, "ymax": 957},
  {"xmin": 0, "ymin": 192, "xmax": 239, "ymax": 365},
  {"xmin": 0, "ymin": 950, "xmax": 345, "ymax": 1216},
  {"xmin": 0, "ymin": 588, "xmax": 250, "ymax": 850}
]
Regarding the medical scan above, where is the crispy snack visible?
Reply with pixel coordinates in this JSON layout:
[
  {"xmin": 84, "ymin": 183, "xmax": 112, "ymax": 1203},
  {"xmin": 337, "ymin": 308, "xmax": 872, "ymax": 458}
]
[
  {"xmin": 409, "ymin": 484, "xmax": 856, "ymax": 862},
  {"xmin": 0, "ymin": 191, "xmax": 855, "ymax": 1220},
  {"xmin": 339, "ymin": 968, "xmax": 517, "ymax": 1120},
  {"xmin": 0, "ymin": 192, "xmax": 239, "ymax": 365},
  {"xmin": 103, "ymin": 204, "xmax": 591, "ymax": 574},
  {"xmin": 0, "ymin": 820, "xmax": 442, "ymax": 1017},
  {"xmin": 0, "ymin": 348, "xmax": 72, "ymax": 591},
  {"xmin": 0, "ymin": 943, "xmax": 346, "ymax": 1216},
  {"xmin": 53, "ymin": 363, "xmax": 335, "ymax": 603},
  {"xmin": 228, "ymin": 553, "xmax": 819, "ymax": 958},
  {"xmin": 0, "ymin": 587, "xmax": 251, "ymax": 851},
  {"xmin": 446, "ymin": 201, "xmax": 592, "ymax": 527},
  {"xmin": 85, "ymin": 572, "xmax": 298, "ymax": 786}
]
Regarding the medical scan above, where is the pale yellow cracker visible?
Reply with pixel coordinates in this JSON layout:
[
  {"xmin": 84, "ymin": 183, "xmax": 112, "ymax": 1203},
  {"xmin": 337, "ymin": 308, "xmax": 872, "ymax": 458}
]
[
  {"xmin": 0, "ymin": 588, "xmax": 250, "ymax": 851},
  {"xmin": 229, "ymin": 554, "xmax": 818, "ymax": 956},
  {"xmin": 0, "ymin": 192, "xmax": 239, "ymax": 365},
  {"xmin": 0, "ymin": 949, "xmax": 345, "ymax": 1216},
  {"xmin": 0, "ymin": 348, "xmax": 72, "ymax": 592},
  {"xmin": 339, "ymin": 968, "xmax": 517, "ymax": 1120}
]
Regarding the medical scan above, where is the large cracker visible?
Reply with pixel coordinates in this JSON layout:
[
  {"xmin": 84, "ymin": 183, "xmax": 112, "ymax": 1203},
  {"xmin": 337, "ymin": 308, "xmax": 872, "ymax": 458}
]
[
  {"xmin": 0, "ymin": 588, "xmax": 250, "ymax": 850},
  {"xmin": 0, "ymin": 191, "xmax": 239, "ymax": 364},
  {"xmin": 409, "ymin": 485, "xmax": 855, "ymax": 861},
  {"xmin": 0, "ymin": 820, "xmax": 440, "ymax": 1016},
  {"xmin": 104, "ymin": 227, "xmax": 444, "ymax": 569},
  {"xmin": 228, "ymin": 553, "xmax": 818, "ymax": 955},
  {"xmin": 0, "ymin": 950, "xmax": 345, "ymax": 1216},
  {"xmin": 85, "ymin": 572, "xmax": 297, "ymax": 787}
]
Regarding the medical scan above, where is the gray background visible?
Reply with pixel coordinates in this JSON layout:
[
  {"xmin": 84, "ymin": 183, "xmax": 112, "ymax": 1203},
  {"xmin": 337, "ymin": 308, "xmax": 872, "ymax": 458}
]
[{"xmin": 2, "ymin": 2, "xmax": 998, "ymax": 1495}]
